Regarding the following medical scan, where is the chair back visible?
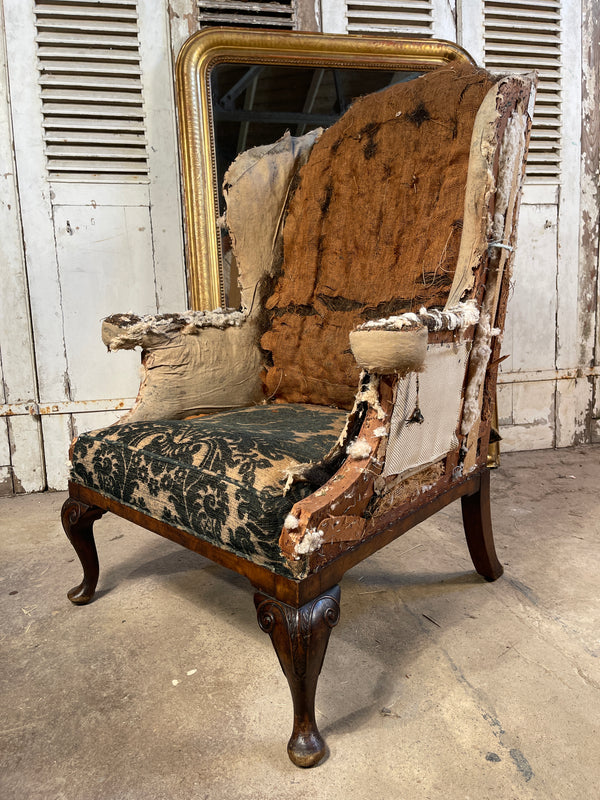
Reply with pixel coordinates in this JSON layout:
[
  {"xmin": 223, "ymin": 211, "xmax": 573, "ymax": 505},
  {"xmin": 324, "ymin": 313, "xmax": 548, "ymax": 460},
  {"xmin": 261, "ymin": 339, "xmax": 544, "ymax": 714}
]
[{"xmin": 261, "ymin": 62, "xmax": 496, "ymax": 408}]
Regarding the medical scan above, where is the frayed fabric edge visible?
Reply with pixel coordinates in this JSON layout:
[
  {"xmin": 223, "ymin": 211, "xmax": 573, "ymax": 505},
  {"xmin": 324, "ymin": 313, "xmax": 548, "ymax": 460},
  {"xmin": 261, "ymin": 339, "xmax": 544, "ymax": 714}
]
[{"xmin": 355, "ymin": 300, "xmax": 479, "ymax": 334}]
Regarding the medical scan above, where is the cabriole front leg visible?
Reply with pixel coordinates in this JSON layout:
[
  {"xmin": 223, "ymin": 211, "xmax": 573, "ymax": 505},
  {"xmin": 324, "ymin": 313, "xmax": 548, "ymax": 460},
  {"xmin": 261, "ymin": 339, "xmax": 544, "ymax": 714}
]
[
  {"xmin": 61, "ymin": 497, "xmax": 105, "ymax": 605},
  {"xmin": 254, "ymin": 585, "xmax": 341, "ymax": 768}
]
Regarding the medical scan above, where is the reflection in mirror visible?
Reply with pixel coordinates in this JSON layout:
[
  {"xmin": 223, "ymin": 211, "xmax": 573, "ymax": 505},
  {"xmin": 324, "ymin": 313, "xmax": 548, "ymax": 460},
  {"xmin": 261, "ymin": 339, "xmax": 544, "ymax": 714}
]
[{"xmin": 210, "ymin": 64, "xmax": 423, "ymax": 307}]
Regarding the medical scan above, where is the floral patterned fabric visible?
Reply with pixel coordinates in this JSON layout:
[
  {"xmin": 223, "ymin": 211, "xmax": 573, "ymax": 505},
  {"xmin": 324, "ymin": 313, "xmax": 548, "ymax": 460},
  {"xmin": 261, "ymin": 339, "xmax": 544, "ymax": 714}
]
[{"xmin": 70, "ymin": 404, "xmax": 346, "ymax": 579}]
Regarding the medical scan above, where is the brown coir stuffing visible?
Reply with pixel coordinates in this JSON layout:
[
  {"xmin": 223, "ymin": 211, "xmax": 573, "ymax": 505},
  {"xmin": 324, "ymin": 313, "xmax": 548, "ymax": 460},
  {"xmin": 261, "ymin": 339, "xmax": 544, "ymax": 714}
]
[{"xmin": 261, "ymin": 61, "xmax": 495, "ymax": 408}]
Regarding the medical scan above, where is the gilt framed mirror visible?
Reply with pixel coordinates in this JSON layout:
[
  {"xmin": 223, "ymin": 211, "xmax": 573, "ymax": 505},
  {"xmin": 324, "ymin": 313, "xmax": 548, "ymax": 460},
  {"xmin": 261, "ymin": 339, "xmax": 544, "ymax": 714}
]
[{"xmin": 176, "ymin": 28, "xmax": 473, "ymax": 310}]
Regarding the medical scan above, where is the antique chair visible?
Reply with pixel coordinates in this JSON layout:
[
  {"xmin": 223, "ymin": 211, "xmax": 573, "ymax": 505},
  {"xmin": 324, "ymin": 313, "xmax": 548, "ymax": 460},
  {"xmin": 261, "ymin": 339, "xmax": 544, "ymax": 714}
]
[{"xmin": 62, "ymin": 30, "xmax": 535, "ymax": 767}]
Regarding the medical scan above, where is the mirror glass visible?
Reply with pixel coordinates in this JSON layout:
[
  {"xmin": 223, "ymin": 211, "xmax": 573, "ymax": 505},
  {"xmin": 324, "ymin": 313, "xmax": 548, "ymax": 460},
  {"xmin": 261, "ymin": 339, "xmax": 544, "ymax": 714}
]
[{"xmin": 210, "ymin": 64, "xmax": 423, "ymax": 307}]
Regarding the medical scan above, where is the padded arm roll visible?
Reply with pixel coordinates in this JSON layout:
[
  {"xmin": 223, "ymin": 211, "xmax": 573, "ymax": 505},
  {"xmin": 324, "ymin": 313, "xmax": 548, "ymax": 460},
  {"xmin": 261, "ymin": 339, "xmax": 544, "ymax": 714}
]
[
  {"xmin": 349, "ymin": 326, "xmax": 428, "ymax": 374},
  {"xmin": 349, "ymin": 301, "xmax": 479, "ymax": 374},
  {"xmin": 102, "ymin": 314, "xmax": 264, "ymax": 424}
]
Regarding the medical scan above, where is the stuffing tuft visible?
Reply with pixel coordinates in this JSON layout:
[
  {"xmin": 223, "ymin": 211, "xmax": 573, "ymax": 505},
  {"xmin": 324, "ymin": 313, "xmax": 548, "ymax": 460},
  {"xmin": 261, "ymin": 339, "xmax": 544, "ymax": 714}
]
[
  {"xmin": 294, "ymin": 528, "xmax": 324, "ymax": 556},
  {"xmin": 283, "ymin": 513, "xmax": 299, "ymax": 531},
  {"xmin": 346, "ymin": 438, "xmax": 372, "ymax": 459}
]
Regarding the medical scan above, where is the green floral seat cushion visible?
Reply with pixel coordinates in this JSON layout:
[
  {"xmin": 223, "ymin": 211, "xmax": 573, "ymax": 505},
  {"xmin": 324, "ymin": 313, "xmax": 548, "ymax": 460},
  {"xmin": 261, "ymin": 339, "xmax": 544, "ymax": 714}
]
[{"xmin": 70, "ymin": 404, "xmax": 347, "ymax": 579}]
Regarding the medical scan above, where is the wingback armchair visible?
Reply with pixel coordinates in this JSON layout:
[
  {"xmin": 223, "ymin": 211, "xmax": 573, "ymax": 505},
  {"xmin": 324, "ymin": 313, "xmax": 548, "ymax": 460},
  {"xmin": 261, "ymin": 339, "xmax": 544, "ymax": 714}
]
[{"xmin": 63, "ymin": 50, "xmax": 535, "ymax": 767}]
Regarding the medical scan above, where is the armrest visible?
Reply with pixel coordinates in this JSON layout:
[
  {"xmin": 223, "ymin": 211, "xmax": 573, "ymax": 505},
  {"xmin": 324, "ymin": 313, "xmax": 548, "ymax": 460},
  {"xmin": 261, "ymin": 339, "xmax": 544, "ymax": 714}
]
[
  {"xmin": 281, "ymin": 303, "xmax": 480, "ymax": 564},
  {"xmin": 100, "ymin": 129, "xmax": 323, "ymax": 424},
  {"xmin": 101, "ymin": 311, "xmax": 264, "ymax": 423},
  {"xmin": 349, "ymin": 301, "xmax": 479, "ymax": 374},
  {"xmin": 279, "ymin": 373, "xmax": 394, "ymax": 563},
  {"xmin": 102, "ymin": 309, "xmax": 245, "ymax": 351}
]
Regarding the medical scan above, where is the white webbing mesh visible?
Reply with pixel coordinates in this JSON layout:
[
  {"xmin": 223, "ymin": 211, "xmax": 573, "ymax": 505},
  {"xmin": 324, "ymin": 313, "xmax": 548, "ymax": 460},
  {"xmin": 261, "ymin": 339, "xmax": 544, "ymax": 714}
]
[{"xmin": 383, "ymin": 341, "xmax": 470, "ymax": 478}]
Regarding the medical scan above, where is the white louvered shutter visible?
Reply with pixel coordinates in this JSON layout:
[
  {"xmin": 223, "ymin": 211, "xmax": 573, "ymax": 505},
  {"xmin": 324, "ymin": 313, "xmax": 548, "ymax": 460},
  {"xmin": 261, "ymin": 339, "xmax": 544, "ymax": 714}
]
[
  {"xmin": 34, "ymin": 0, "xmax": 148, "ymax": 181},
  {"xmin": 345, "ymin": 0, "xmax": 433, "ymax": 36},
  {"xmin": 198, "ymin": 1, "xmax": 296, "ymax": 28},
  {"xmin": 484, "ymin": 0, "xmax": 561, "ymax": 180}
]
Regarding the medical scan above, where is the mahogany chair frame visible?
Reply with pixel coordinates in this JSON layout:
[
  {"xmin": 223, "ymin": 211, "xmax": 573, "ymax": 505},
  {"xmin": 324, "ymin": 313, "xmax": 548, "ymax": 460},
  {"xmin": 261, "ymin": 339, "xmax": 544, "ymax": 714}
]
[{"xmin": 63, "ymin": 465, "xmax": 500, "ymax": 767}]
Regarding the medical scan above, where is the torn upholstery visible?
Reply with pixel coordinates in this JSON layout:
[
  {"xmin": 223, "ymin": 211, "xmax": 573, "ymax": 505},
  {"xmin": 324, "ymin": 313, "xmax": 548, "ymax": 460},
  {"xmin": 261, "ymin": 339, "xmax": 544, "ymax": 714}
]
[
  {"xmin": 261, "ymin": 63, "xmax": 496, "ymax": 409},
  {"xmin": 76, "ymin": 63, "xmax": 535, "ymax": 571},
  {"xmin": 102, "ymin": 130, "xmax": 321, "ymax": 423}
]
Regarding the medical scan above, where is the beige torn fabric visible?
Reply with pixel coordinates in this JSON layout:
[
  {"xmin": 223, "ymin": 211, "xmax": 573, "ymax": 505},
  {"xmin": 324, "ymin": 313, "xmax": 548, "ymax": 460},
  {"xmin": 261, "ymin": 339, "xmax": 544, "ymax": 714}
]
[
  {"xmin": 460, "ymin": 103, "xmax": 531, "ymax": 439},
  {"xmin": 349, "ymin": 299, "xmax": 480, "ymax": 374},
  {"xmin": 117, "ymin": 322, "xmax": 265, "ymax": 423},
  {"xmin": 102, "ymin": 310, "xmax": 245, "ymax": 351},
  {"xmin": 103, "ymin": 129, "xmax": 322, "ymax": 423},
  {"xmin": 383, "ymin": 341, "xmax": 470, "ymax": 478},
  {"xmin": 223, "ymin": 129, "xmax": 323, "ymax": 314},
  {"xmin": 349, "ymin": 326, "xmax": 428, "ymax": 375},
  {"xmin": 446, "ymin": 73, "xmax": 536, "ymax": 309}
]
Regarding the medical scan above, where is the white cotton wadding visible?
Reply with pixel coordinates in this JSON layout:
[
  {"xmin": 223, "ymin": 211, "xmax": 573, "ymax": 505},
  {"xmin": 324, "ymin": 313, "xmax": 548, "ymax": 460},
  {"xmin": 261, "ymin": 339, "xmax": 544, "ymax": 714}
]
[
  {"xmin": 294, "ymin": 528, "xmax": 324, "ymax": 556},
  {"xmin": 373, "ymin": 426, "xmax": 388, "ymax": 438},
  {"xmin": 283, "ymin": 513, "xmax": 299, "ymax": 531},
  {"xmin": 454, "ymin": 299, "xmax": 481, "ymax": 328},
  {"xmin": 491, "ymin": 111, "xmax": 527, "ymax": 241},
  {"xmin": 355, "ymin": 372, "xmax": 386, "ymax": 420},
  {"xmin": 460, "ymin": 312, "xmax": 494, "ymax": 436},
  {"xmin": 282, "ymin": 472, "xmax": 295, "ymax": 495},
  {"xmin": 346, "ymin": 437, "xmax": 372, "ymax": 459},
  {"xmin": 103, "ymin": 309, "xmax": 245, "ymax": 350},
  {"xmin": 359, "ymin": 313, "xmax": 421, "ymax": 331},
  {"xmin": 354, "ymin": 300, "xmax": 479, "ymax": 335}
]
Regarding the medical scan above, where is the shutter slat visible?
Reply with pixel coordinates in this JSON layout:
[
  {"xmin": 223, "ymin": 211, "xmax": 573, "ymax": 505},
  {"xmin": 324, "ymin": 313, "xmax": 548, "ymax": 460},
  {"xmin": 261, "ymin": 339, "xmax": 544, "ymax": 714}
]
[
  {"xmin": 35, "ymin": 3, "xmax": 137, "ymax": 18},
  {"xmin": 46, "ymin": 144, "xmax": 148, "ymax": 159},
  {"xmin": 198, "ymin": 0, "xmax": 293, "ymax": 12},
  {"xmin": 37, "ymin": 31, "xmax": 140, "ymax": 48},
  {"xmin": 39, "ymin": 61, "xmax": 141, "ymax": 77},
  {"xmin": 485, "ymin": 0, "xmax": 559, "ymax": 9},
  {"xmin": 485, "ymin": 23, "xmax": 560, "ymax": 36},
  {"xmin": 45, "ymin": 130, "xmax": 146, "ymax": 145},
  {"xmin": 36, "ymin": 0, "xmax": 137, "ymax": 7},
  {"xmin": 40, "ymin": 74, "xmax": 142, "ymax": 90},
  {"xmin": 348, "ymin": 0, "xmax": 431, "ymax": 6},
  {"xmin": 35, "ymin": 0, "xmax": 148, "ymax": 181},
  {"xmin": 43, "ymin": 116, "xmax": 145, "ymax": 131},
  {"xmin": 197, "ymin": 0, "xmax": 295, "ymax": 28},
  {"xmin": 484, "ymin": 0, "xmax": 561, "ymax": 180},
  {"xmin": 48, "ymin": 159, "xmax": 149, "ymax": 173},
  {"xmin": 198, "ymin": 12, "xmax": 292, "ymax": 26},
  {"xmin": 346, "ymin": 0, "xmax": 432, "ymax": 37},
  {"xmin": 37, "ymin": 46, "xmax": 140, "ymax": 62},
  {"xmin": 347, "ymin": 11, "xmax": 433, "ymax": 22},
  {"xmin": 41, "ymin": 88, "xmax": 144, "ymax": 105},
  {"xmin": 42, "ymin": 102, "xmax": 145, "ymax": 118},
  {"xmin": 35, "ymin": 19, "xmax": 138, "ymax": 33}
]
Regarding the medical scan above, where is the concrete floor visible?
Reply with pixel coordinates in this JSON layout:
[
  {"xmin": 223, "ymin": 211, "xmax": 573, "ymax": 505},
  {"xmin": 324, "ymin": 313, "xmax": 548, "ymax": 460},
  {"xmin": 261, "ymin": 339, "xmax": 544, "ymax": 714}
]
[{"xmin": 1, "ymin": 446, "xmax": 599, "ymax": 800}]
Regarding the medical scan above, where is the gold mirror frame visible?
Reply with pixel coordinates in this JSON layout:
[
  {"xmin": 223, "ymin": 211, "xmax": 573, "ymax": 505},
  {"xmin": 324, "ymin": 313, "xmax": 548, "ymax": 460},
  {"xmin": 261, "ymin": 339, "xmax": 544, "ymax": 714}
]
[{"xmin": 176, "ymin": 28, "xmax": 474, "ymax": 311}]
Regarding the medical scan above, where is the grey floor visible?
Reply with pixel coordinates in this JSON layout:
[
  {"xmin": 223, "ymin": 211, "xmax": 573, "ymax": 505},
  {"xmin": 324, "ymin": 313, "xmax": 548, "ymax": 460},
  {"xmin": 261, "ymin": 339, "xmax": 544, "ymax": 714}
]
[{"xmin": 1, "ymin": 446, "xmax": 599, "ymax": 800}]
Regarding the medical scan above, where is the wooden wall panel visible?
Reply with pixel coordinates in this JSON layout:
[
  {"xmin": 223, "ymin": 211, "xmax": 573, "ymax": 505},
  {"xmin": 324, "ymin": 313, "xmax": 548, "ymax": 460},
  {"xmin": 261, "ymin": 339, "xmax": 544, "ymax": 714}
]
[
  {"xmin": 502, "ymin": 202, "xmax": 558, "ymax": 374},
  {"xmin": 53, "ymin": 204, "xmax": 157, "ymax": 401}
]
